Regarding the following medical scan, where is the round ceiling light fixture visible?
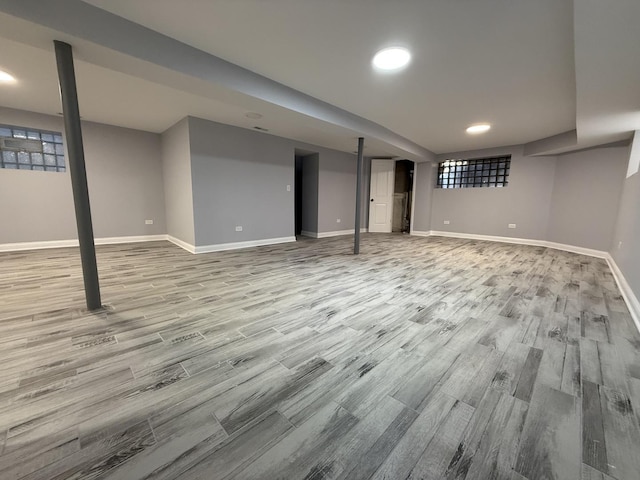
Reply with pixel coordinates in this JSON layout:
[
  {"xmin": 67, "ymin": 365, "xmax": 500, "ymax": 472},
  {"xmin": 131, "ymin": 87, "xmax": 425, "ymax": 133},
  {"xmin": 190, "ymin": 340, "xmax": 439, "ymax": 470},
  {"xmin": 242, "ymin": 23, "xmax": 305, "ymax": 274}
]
[
  {"xmin": 372, "ymin": 47, "xmax": 411, "ymax": 72},
  {"xmin": 466, "ymin": 123, "xmax": 491, "ymax": 134},
  {"xmin": 0, "ymin": 69, "xmax": 16, "ymax": 84},
  {"xmin": 245, "ymin": 112, "xmax": 263, "ymax": 119}
]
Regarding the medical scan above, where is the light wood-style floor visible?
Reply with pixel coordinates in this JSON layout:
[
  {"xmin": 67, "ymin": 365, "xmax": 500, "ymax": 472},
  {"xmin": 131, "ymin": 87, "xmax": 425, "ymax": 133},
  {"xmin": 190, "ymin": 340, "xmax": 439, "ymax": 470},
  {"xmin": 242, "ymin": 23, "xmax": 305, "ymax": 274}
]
[{"xmin": 1, "ymin": 234, "xmax": 639, "ymax": 480}]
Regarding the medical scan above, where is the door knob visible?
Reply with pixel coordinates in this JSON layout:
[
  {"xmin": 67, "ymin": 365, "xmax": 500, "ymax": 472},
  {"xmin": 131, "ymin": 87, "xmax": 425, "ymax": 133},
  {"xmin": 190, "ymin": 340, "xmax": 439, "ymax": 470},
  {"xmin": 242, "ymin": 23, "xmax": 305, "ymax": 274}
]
[{"xmin": 370, "ymin": 199, "xmax": 374, "ymax": 202}]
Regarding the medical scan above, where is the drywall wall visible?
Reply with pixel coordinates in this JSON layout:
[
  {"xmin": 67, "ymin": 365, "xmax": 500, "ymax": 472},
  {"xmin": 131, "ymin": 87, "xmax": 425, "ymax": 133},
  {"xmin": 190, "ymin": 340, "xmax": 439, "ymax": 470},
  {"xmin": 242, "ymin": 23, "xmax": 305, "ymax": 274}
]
[
  {"xmin": 412, "ymin": 161, "xmax": 435, "ymax": 232},
  {"xmin": 547, "ymin": 146, "xmax": 627, "ymax": 250},
  {"xmin": 161, "ymin": 118, "xmax": 194, "ymax": 245},
  {"xmin": 611, "ymin": 147, "xmax": 640, "ymax": 310},
  {"xmin": 187, "ymin": 116, "xmax": 367, "ymax": 245},
  {"xmin": 0, "ymin": 107, "xmax": 165, "ymax": 244},
  {"xmin": 188, "ymin": 117, "xmax": 294, "ymax": 246},
  {"xmin": 82, "ymin": 121, "xmax": 166, "ymax": 238},
  {"xmin": 300, "ymin": 153, "xmax": 319, "ymax": 234},
  {"xmin": 317, "ymin": 149, "xmax": 358, "ymax": 233},
  {"xmin": 430, "ymin": 145, "xmax": 557, "ymax": 240}
]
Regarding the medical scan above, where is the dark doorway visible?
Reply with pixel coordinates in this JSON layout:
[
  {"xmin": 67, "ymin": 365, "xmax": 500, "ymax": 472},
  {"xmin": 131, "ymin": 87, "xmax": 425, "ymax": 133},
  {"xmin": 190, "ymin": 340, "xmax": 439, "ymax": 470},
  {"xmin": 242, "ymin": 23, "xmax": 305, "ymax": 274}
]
[
  {"xmin": 295, "ymin": 155, "xmax": 304, "ymax": 235},
  {"xmin": 392, "ymin": 159, "xmax": 414, "ymax": 233}
]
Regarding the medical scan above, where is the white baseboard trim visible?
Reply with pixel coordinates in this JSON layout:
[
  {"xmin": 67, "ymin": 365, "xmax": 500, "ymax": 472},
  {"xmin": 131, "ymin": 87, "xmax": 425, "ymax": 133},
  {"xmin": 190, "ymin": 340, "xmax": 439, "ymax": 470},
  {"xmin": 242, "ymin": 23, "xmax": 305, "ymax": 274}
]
[
  {"xmin": 166, "ymin": 235, "xmax": 196, "ymax": 254},
  {"xmin": 314, "ymin": 228, "xmax": 367, "ymax": 239},
  {"xmin": 426, "ymin": 231, "xmax": 609, "ymax": 259},
  {"xmin": 410, "ymin": 230, "xmax": 432, "ymax": 237},
  {"xmin": 194, "ymin": 236, "xmax": 296, "ymax": 254},
  {"xmin": 0, "ymin": 235, "xmax": 168, "ymax": 253},
  {"xmin": 94, "ymin": 235, "xmax": 167, "ymax": 246},
  {"xmin": 300, "ymin": 229, "xmax": 367, "ymax": 239},
  {"xmin": 429, "ymin": 230, "xmax": 549, "ymax": 249},
  {"xmin": 605, "ymin": 254, "xmax": 640, "ymax": 333},
  {"xmin": 544, "ymin": 241, "xmax": 608, "ymax": 259}
]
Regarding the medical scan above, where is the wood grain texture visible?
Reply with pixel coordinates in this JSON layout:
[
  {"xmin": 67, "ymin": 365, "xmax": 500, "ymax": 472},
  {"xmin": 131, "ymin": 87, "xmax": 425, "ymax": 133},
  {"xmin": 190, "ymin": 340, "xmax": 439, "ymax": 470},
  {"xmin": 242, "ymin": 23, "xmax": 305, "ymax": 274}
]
[
  {"xmin": 0, "ymin": 234, "xmax": 638, "ymax": 479},
  {"xmin": 599, "ymin": 385, "xmax": 640, "ymax": 480},
  {"xmin": 515, "ymin": 385, "xmax": 581, "ymax": 480},
  {"xmin": 582, "ymin": 380, "xmax": 608, "ymax": 474}
]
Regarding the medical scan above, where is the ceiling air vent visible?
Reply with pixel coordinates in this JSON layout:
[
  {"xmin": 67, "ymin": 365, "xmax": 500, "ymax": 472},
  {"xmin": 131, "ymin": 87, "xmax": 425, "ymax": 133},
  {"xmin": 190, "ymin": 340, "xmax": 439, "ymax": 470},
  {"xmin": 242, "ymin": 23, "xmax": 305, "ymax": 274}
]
[{"xmin": 0, "ymin": 138, "xmax": 43, "ymax": 153}]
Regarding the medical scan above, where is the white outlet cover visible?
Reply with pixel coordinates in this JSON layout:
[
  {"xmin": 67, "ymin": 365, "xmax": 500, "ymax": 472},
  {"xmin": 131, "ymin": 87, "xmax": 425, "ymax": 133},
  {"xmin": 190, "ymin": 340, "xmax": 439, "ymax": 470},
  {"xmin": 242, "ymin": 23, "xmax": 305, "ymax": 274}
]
[
  {"xmin": 145, "ymin": 219, "xmax": 153, "ymax": 225},
  {"xmin": 508, "ymin": 224, "xmax": 516, "ymax": 229},
  {"xmin": 235, "ymin": 226, "xmax": 243, "ymax": 231},
  {"xmin": 286, "ymin": 185, "xmax": 291, "ymax": 191},
  {"xmin": 337, "ymin": 219, "xmax": 341, "ymax": 223},
  {"xmin": 444, "ymin": 220, "xmax": 450, "ymax": 225}
]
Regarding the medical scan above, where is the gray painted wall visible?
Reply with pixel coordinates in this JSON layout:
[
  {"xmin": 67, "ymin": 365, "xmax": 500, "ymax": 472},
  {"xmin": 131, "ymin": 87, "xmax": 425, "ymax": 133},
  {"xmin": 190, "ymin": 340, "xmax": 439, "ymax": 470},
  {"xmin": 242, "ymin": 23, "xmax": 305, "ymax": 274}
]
[
  {"xmin": 188, "ymin": 117, "xmax": 295, "ymax": 246},
  {"xmin": 186, "ymin": 117, "xmax": 367, "ymax": 245},
  {"xmin": 317, "ymin": 150, "xmax": 358, "ymax": 233},
  {"xmin": 547, "ymin": 146, "xmax": 627, "ymax": 250},
  {"xmin": 0, "ymin": 107, "xmax": 166, "ymax": 243},
  {"xmin": 430, "ymin": 146, "xmax": 557, "ymax": 240},
  {"xmin": 412, "ymin": 161, "xmax": 435, "ymax": 232},
  {"xmin": 611, "ymin": 149, "xmax": 640, "ymax": 304},
  {"xmin": 301, "ymin": 154, "xmax": 319, "ymax": 234},
  {"xmin": 161, "ymin": 118, "xmax": 194, "ymax": 245}
]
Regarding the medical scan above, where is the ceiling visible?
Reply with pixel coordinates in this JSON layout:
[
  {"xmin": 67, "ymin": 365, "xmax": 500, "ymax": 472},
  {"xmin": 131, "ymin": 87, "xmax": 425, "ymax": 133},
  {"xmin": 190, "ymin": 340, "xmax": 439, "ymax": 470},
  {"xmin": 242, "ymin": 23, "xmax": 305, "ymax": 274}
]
[{"xmin": 0, "ymin": 0, "xmax": 638, "ymax": 159}]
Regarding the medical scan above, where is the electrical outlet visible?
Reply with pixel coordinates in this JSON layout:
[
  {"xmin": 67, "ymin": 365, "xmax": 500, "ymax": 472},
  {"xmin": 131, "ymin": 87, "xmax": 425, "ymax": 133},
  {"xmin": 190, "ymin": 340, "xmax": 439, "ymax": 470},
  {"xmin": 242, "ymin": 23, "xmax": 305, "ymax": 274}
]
[
  {"xmin": 444, "ymin": 220, "xmax": 450, "ymax": 225},
  {"xmin": 508, "ymin": 224, "xmax": 516, "ymax": 229},
  {"xmin": 336, "ymin": 218, "xmax": 341, "ymax": 223},
  {"xmin": 235, "ymin": 226, "xmax": 243, "ymax": 232},
  {"xmin": 286, "ymin": 185, "xmax": 291, "ymax": 192},
  {"xmin": 619, "ymin": 241, "xmax": 623, "ymax": 249},
  {"xmin": 145, "ymin": 219, "xmax": 153, "ymax": 225}
]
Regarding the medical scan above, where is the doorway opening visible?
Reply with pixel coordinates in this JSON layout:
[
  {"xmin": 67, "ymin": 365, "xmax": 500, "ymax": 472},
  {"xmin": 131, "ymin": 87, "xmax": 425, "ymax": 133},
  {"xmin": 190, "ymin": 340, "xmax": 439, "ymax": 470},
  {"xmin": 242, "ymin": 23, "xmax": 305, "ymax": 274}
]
[
  {"xmin": 392, "ymin": 160, "xmax": 414, "ymax": 233},
  {"xmin": 294, "ymin": 149, "xmax": 319, "ymax": 237}
]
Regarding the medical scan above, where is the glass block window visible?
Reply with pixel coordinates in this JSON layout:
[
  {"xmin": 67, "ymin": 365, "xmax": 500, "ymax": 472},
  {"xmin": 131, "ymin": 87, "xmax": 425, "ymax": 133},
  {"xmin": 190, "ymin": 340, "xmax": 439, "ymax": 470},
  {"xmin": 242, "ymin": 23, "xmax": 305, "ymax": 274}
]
[
  {"xmin": 437, "ymin": 155, "xmax": 511, "ymax": 189},
  {"xmin": 0, "ymin": 125, "xmax": 66, "ymax": 172}
]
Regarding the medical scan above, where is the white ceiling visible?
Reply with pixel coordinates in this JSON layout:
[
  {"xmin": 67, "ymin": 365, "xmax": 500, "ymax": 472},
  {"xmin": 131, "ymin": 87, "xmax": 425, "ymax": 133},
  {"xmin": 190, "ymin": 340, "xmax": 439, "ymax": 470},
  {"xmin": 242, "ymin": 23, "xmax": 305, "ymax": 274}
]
[{"xmin": 0, "ymin": 0, "xmax": 638, "ymax": 157}]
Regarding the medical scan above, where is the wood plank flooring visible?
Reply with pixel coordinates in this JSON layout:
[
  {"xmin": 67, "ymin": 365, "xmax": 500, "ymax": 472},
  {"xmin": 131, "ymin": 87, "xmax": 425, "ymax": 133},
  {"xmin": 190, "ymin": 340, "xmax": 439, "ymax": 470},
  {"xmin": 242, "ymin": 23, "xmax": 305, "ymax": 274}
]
[{"xmin": 0, "ymin": 234, "xmax": 639, "ymax": 479}]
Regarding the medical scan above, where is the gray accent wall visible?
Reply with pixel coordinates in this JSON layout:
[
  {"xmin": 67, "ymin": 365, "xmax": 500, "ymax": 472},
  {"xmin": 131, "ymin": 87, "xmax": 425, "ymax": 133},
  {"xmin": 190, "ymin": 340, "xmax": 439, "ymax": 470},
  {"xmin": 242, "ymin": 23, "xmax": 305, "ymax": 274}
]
[
  {"xmin": 301, "ymin": 154, "xmax": 319, "ymax": 234},
  {"xmin": 0, "ymin": 107, "xmax": 166, "ymax": 243},
  {"xmin": 83, "ymin": 121, "xmax": 166, "ymax": 238},
  {"xmin": 185, "ymin": 116, "xmax": 367, "ymax": 245},
  {"xmin": 547, "ymin": 146, "xmax": 627, "ymax": 250},
  {"xmin": 317, "ymin": 150, "xmax": 358, "ymax": 233},
  {"xmin": 188, "ymin": 117, "xmax": 294, "ymax": 246},
  {"xmin": 431, "ymin": 146, "xmax": 557, "ymax": 240},
  {"xmin": 161, "ymin": 118, "xmax": 194, "ymax": 245},
  {"xmin": 611, "ymin": 150, "xmax": 640, "ymax": 304},
  {"xmin": 412, "ymin": 161, "xmax": 436, "ymax": 232}
]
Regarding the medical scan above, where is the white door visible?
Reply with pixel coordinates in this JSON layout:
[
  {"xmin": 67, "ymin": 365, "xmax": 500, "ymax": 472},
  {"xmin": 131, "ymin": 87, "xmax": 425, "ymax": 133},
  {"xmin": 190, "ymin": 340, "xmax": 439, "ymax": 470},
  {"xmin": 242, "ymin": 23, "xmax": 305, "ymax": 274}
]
[{"xmin": 368, "ymin": 159, "xmax": 395, "ymax": 233}]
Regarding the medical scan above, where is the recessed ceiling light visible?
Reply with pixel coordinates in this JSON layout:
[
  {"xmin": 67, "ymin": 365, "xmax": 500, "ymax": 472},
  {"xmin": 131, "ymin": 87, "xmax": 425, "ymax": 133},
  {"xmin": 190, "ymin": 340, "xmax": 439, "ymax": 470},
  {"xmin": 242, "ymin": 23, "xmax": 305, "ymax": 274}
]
[
  {"xmin": 0, "ymin": 69, "xmax": 16, "ymax": 84},
  {"xmin": 372, "ymin": 47, "xmax": 411, "ymax": 72},
  {"xmin": 466, "ymin": 124, "xmax": 491, "ymax": 134},
  {"xmin": 245, "ymin": 112, "xmax": 263, "ymax": 119}
]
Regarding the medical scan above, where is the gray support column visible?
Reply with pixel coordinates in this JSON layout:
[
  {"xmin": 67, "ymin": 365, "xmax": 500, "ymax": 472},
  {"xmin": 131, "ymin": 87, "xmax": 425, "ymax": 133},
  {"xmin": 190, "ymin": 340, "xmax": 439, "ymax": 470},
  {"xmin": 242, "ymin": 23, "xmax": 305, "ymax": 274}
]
[
  {"xmin": 54, "ymin": 40, "xmax": 102, "ymax": 310},
  {"xmin": 354, "ymin": 137, "xmax": 364, "ymax": 254}
]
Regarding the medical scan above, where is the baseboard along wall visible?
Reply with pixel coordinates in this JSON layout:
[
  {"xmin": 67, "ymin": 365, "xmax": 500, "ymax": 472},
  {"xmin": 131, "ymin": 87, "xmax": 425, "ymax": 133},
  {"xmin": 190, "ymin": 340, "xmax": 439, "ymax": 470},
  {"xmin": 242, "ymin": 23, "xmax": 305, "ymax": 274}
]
[
  {"xmin": 300, "ymin": 228, "xmax": 368, "ymax": 239},
  {"xmin": 0, "ymin": 235, "xmax": 168, "ymax": 253}
]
